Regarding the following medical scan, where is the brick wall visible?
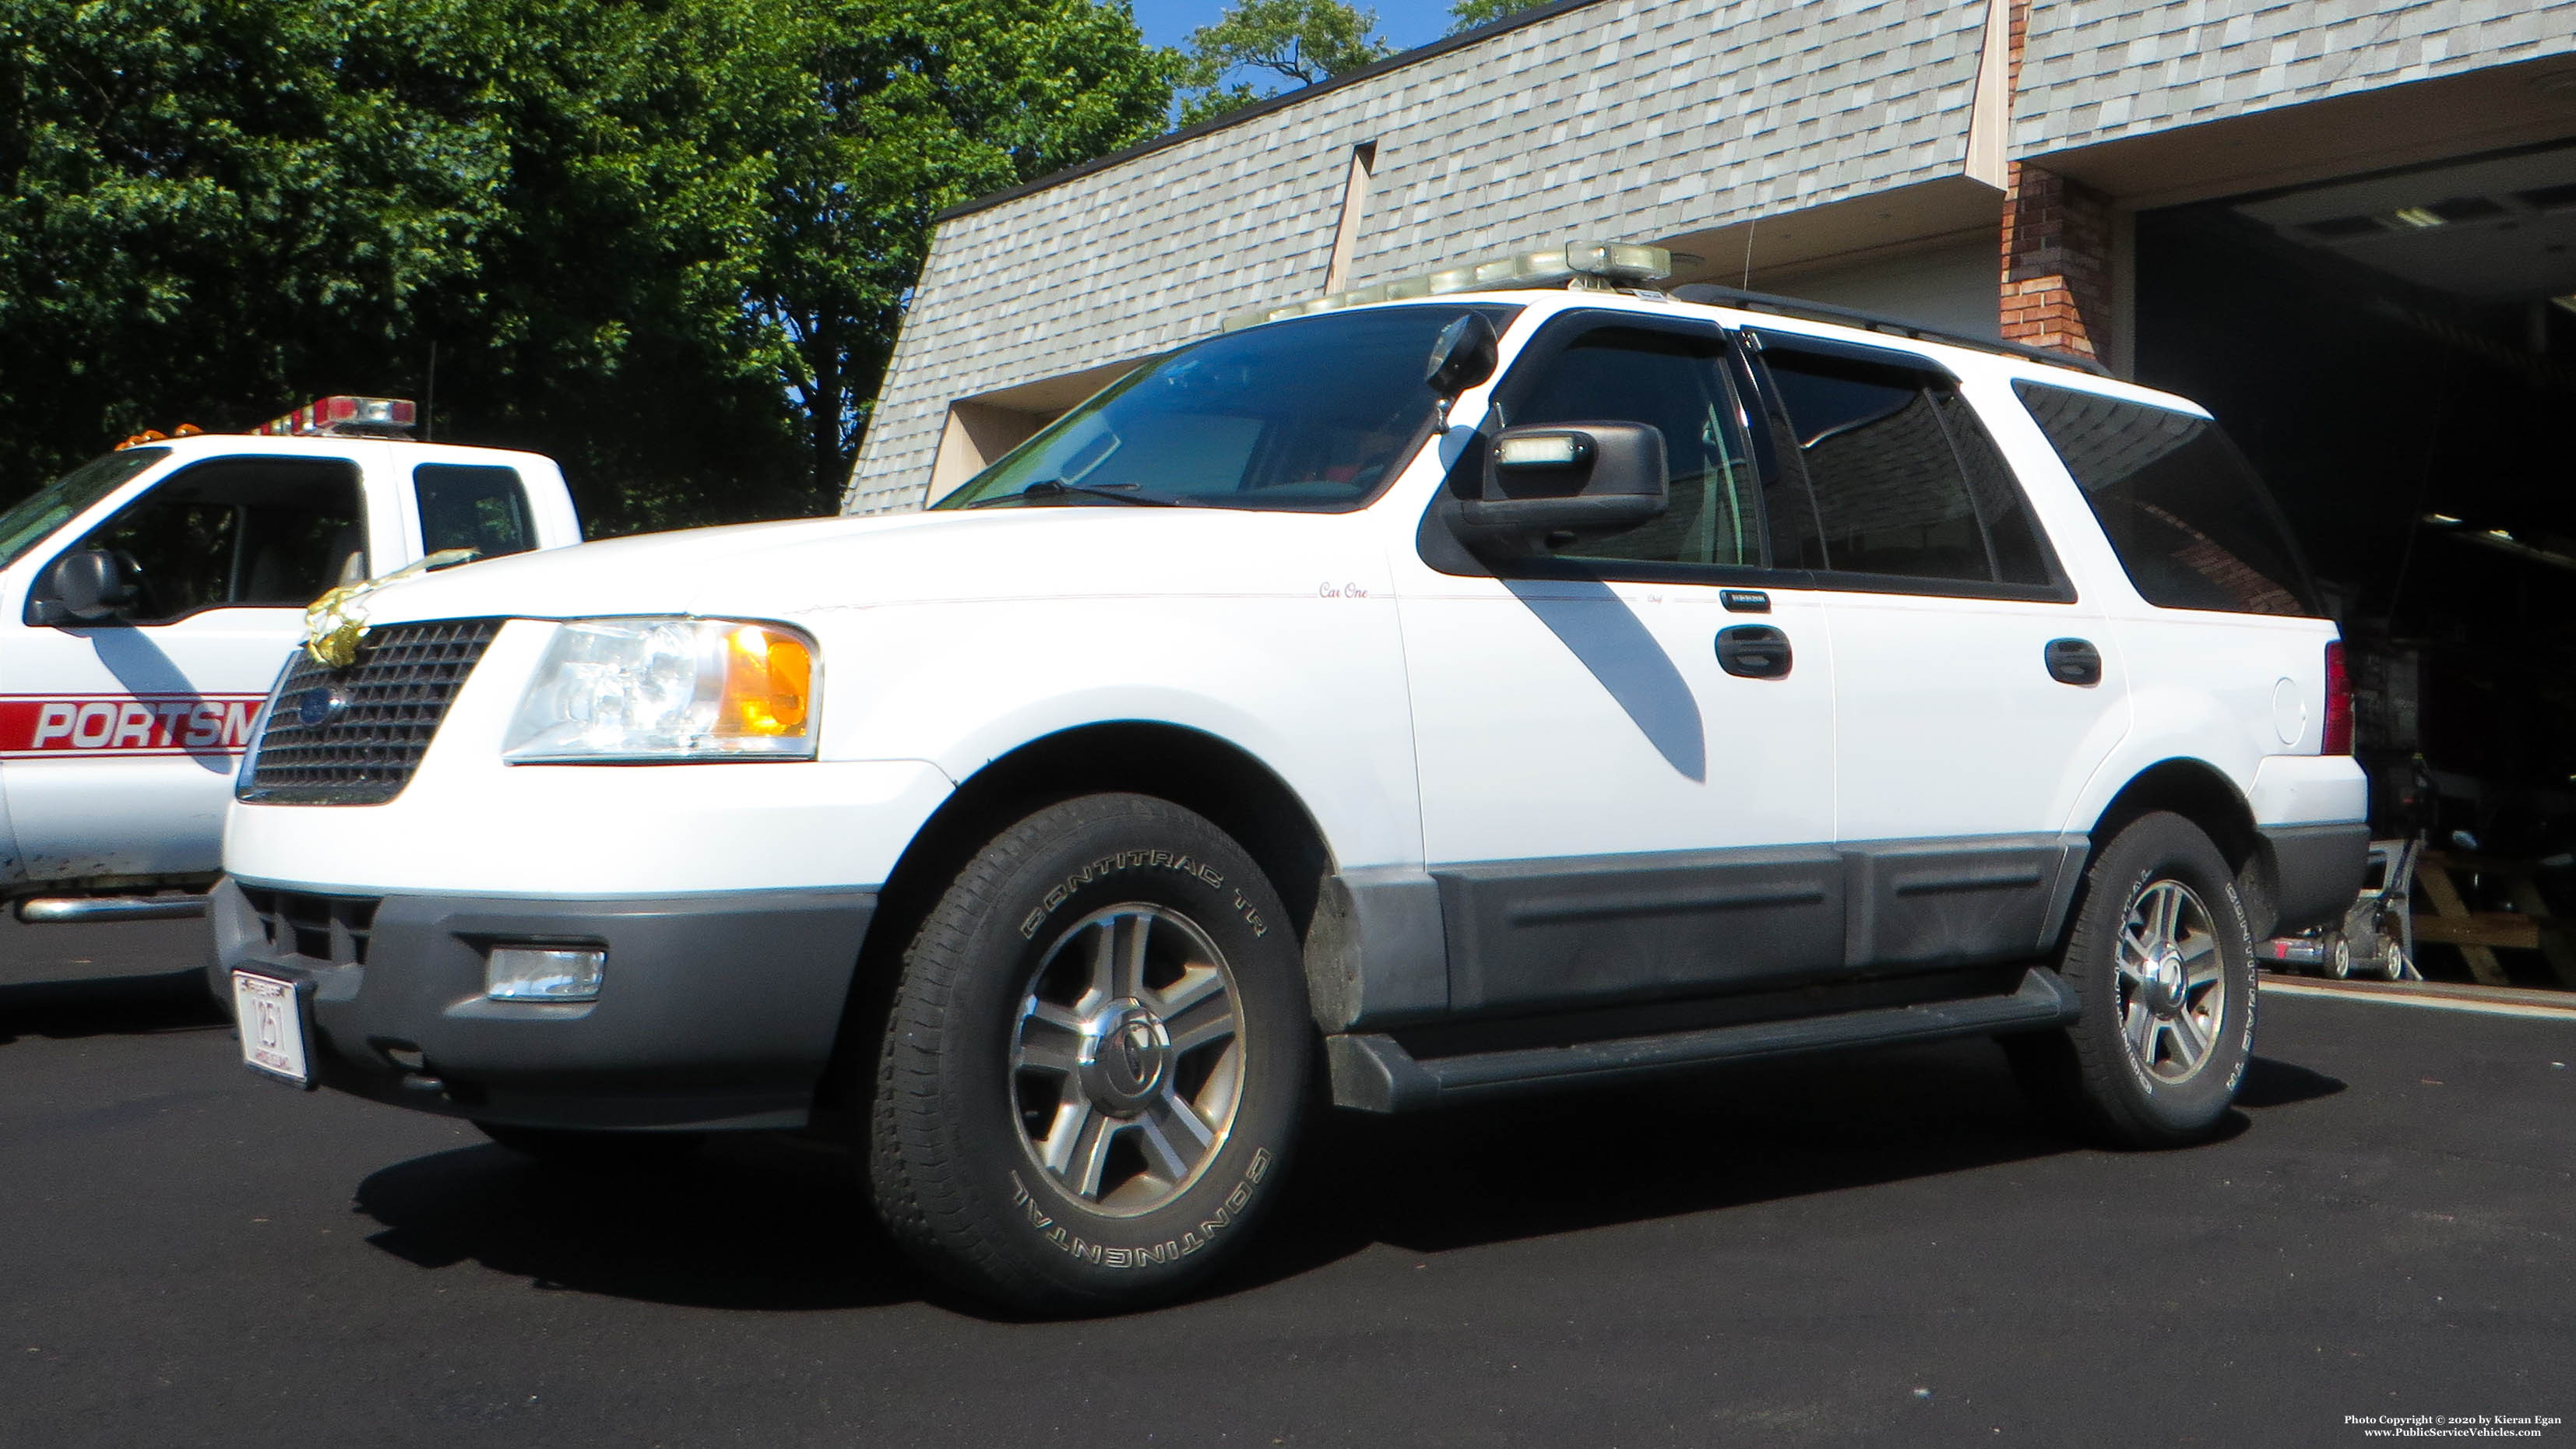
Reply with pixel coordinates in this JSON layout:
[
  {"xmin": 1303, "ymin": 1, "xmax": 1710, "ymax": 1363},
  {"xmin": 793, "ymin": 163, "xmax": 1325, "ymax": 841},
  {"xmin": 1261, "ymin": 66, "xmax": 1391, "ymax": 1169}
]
[{"xmin": 1999, "ymin": 162, "xmax": 2114, "ymax": 359}]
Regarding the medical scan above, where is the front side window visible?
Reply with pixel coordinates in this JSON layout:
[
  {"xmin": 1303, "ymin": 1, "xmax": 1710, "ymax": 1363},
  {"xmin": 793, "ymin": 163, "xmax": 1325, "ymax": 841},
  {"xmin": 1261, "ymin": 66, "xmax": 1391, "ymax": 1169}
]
[
  {"xmin": 416, "ymin": 464, "xmax": 533, "ymax": 561},
  {"xmin": 1761, "ymin": 346, "xmax": 2055, "ymax": 591},
  {"xmin": 934, "ymin": 304, "xmax": 1520, "ymax": 513},
  {"xmin": 2015, "ymin": 382, "xmax": 2317, "ymax": 616},
  {"xmin": 0, "ymin": 448, "xmax": 168, "ymax": 570},
  {"xmin": 69, "ymin": 457, "xmax": 365, "ymax": 623},
  {"xmin": 1502, "ymin": 324, "xmax": 1767, "ymax": 568}
]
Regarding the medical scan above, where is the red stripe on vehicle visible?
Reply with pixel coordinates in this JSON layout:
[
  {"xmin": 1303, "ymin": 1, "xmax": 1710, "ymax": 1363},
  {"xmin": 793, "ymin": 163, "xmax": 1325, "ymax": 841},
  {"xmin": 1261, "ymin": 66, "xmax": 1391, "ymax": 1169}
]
[{"xmin": 0, "ymin": 695, "xmax": 267, "ymax": 758}]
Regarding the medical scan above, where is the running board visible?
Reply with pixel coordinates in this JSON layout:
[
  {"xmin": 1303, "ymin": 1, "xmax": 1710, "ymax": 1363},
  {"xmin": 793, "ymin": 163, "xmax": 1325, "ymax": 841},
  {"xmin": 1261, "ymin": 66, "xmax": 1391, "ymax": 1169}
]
[
  {"xmin": 1325, "ymin": 966, "xmax": 2079, "ymax": 1113},
  {"xmin": 14, "ymin": 895, "xmax": 209, "ymax": 924}
]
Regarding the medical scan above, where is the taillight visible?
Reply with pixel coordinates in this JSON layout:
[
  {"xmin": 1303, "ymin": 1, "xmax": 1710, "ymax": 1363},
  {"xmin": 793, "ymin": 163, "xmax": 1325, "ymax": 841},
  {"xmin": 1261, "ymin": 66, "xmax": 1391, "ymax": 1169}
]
[{"xmin": 2322, "ymin": 642, "xmax": 2353, "ymax": 754}]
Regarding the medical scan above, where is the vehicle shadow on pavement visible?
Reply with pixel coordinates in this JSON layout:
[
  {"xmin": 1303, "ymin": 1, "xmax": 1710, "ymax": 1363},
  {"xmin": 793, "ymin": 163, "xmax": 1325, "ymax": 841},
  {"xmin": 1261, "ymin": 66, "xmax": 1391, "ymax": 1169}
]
[
  {"xmin": 0, "ymin": 971, "xmax": 225, "ymax": 1047},
  {"xmin": 1213, "ymin": 1040, "xmax": 2349, "ymax": 1296},
  {"xmin": 345, "ymin": 1041, "xmax": 2346, "ymax": 1318},
  {"xmin": 353, "ymin": 1134, "xmax": 942, "ymax": 1314}
]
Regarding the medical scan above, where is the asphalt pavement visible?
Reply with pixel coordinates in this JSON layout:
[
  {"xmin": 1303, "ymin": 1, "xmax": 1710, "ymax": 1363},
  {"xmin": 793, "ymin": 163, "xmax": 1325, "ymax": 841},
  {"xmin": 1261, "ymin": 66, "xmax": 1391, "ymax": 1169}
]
[{"xmin": 3, "ymin": 962, "xmax": 2571, "ymax": 1448}]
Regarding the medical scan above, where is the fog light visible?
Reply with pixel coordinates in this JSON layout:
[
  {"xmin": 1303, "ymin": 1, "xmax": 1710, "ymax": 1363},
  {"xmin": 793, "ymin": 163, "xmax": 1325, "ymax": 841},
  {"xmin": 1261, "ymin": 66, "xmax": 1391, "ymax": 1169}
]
[{"xmin": 486, "ymin": 946, "xmax": 605, "ymax": 1001}]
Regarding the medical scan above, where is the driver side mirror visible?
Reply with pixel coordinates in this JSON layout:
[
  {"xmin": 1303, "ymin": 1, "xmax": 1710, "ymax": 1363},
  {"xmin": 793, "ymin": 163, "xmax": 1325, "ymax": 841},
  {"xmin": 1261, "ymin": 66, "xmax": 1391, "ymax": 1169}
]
[
  {"xmin": 25, "ymin": 548, "xmax": 138, "ymax": 627},
  {"xmin": 1452, "ymin": 421, "xmax": 1670, "ymax": 560}
]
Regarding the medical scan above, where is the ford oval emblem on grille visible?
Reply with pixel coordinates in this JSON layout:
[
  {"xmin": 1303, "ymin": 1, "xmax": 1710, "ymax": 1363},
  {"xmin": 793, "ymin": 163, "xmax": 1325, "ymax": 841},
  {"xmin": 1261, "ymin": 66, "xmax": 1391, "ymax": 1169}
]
[{"xmin": 294, "ymin": 686, "xmax": 349, "ymax": 729}]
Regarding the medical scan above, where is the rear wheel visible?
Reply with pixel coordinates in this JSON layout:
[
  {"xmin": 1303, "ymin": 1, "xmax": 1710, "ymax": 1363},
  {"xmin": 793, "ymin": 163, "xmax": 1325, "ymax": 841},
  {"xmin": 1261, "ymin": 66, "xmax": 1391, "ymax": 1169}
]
[
  {"xmin": 866, "ymin": 793, "xmax": 1309, "ymax": 1314},
  {"xmin": 2005, "ymin": 811, "xmax": 2257, "ymax": 1148}
]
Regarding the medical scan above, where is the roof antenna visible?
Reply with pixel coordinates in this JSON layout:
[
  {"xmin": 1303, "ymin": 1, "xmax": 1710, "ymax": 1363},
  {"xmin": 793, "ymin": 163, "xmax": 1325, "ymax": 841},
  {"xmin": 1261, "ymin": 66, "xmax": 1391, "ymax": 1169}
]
[
  {"xmin": 1740, "ymin": 213, "xmax": 1758, "ymax": 291},
  {"xmin": 424, "ymin": 342, "xmax": 438, "ymax": 442}
]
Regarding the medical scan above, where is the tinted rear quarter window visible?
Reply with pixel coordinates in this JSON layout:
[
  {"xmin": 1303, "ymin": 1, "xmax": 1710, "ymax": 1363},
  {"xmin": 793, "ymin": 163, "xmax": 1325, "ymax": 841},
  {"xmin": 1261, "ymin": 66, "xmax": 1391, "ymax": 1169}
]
[
  {"xmin": 415, "ymin": 464, "xmax": 534, "ymax": 561},
  {"xmin": 2015, "ymin": 382, "xmax": 2317, "ymax": 616}
]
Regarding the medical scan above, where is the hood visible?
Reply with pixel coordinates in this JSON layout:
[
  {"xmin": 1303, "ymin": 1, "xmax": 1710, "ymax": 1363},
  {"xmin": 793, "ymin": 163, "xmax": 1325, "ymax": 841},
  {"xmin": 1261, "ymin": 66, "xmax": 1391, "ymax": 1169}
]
[{"xmin": 356, "ymin": 503, "xmax": 1375, "ymax": 626}]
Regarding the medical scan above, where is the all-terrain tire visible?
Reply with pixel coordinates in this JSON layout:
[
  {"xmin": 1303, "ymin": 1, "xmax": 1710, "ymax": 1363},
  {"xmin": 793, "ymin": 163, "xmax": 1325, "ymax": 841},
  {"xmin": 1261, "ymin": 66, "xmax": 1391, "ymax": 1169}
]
[
  {"xmin": 2004, "ymin": 811, "xmax": 2258, "ymax": 1148},
  {"xmin": 867, "ymin": 793, "xmax": 1309, "ymax": 1314}
]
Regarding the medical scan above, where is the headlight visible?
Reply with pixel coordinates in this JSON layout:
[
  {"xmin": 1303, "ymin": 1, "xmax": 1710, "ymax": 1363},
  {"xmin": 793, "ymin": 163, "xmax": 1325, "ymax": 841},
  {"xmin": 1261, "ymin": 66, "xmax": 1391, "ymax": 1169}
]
[{"xmin": 501, "ymin": 617, "xmax": 818, "ymax": 762}]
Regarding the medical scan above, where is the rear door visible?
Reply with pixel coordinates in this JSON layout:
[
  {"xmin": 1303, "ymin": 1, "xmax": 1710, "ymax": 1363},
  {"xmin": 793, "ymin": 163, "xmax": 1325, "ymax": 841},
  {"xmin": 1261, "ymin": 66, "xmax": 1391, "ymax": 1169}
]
[
  {"xmin": 1398, "ymin": 313, "xmax": 1842, "ymax": 1016},
  {"xmin": 2, "ymin": 455, "xmax": 368, "ymax": 881},
  {"xmin": 1744, "ymin": 333, "xmax": 2127, "ymax": 968}
]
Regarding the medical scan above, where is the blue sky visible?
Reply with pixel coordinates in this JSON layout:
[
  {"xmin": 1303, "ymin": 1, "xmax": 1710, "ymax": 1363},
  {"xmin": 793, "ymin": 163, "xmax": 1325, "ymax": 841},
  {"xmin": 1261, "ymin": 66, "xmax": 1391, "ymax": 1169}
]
[{"xmin": 1131, "ymin": 0, "xmax": 1465, "ymax": 58}]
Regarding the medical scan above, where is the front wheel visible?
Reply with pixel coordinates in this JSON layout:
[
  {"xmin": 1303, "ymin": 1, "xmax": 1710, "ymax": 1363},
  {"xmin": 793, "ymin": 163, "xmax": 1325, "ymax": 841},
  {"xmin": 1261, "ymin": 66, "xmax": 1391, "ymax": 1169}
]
[
  {"xmin": 866, "ymin": 793, "xmax": 1311, "ymax": 1314},
  {"xmin": 2005, "ymin": 811, "xmax": 2258, "ymax": 1148}
]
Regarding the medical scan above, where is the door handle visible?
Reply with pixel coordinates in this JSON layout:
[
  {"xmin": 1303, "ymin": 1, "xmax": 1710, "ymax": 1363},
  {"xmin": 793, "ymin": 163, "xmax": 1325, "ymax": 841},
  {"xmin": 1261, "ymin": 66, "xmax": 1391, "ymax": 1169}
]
[
  {"xmin": 1716, "ymin": 624, "xmax": 1792, "ymax": 679},
  {"xmin": 2045, "ymin": 638, "xmax": 2103, "ymax": 687}
]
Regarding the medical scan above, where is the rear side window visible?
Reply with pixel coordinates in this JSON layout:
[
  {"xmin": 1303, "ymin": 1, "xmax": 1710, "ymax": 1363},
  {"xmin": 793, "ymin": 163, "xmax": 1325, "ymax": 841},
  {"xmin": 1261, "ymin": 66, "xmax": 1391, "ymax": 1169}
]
[
  {"xmin": 1759, "ymin": 346, "xmax": 2056, "ymax": 590},
  {"xmin": 2014, "ymin": 382, "xmax": 2317, "ymax": 617},
  {"xmin": 415, "ymin": 464, "xmax": 534, "ymax": 561}
]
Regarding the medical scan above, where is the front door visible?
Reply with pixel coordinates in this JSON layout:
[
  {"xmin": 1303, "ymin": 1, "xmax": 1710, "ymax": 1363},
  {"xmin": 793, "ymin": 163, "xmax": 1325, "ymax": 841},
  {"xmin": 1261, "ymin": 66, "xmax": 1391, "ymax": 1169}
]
[
  {"xmin": 2, "ymin": 455, "xmax": 369, "ymax": 881},
  {"xmin": 1399, "ymin": 313, "xmax": 1842, "ymax": 1016}
]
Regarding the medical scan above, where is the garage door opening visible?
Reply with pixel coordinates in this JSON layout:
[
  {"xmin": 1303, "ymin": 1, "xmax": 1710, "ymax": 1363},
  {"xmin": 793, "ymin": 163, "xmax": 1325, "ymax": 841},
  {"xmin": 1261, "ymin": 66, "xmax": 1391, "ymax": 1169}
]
[{"xmin": 2134, "ymin": 139, "xmax": 2576, "ymax": 989}]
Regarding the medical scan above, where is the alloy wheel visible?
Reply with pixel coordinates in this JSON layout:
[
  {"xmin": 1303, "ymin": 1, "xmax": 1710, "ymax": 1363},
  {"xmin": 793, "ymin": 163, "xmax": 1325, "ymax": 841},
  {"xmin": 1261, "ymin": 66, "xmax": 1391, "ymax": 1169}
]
[
  {"xmin": 1008, "ymin": 904, "xmax": 1245, "ymax": 1215},
  {"xmin": 2113, "ymin": 878, "xmax": 2228, "ymax": 1084}
]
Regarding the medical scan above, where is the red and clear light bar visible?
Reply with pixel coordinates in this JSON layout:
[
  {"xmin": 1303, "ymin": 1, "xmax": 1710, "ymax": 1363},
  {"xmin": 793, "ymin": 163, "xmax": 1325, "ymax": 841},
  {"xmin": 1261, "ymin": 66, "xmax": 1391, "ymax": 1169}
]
[{"xmin": 254, "ymin": 396, "xmax": 417, "ymax": 438}]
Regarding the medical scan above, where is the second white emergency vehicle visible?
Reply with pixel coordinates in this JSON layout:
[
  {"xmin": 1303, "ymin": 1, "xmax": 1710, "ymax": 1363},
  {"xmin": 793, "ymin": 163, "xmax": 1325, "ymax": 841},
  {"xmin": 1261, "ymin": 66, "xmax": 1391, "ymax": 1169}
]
[{"xmin": 0, "ymin": 399, "xmax": 579, "ymax": 978}]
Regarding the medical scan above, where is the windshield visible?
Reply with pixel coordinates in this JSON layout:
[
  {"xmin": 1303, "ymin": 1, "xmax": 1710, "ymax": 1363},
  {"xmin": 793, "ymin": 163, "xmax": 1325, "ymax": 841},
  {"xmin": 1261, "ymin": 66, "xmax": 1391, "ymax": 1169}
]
[
  {"xmin": 0, "ymin": 448, "xmax": 170, "ymax": 570},
  {"xmin": 934, "ymin": 304, "xmax": 1522, "ymax": 512}
]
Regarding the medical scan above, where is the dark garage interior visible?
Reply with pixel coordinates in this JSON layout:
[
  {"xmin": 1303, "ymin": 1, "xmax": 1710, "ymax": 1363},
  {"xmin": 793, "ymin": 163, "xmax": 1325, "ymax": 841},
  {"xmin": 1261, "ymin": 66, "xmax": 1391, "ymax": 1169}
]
[{"xmin": 2135, "ymin": 138, "xmax": 2576, "ymax": 987}]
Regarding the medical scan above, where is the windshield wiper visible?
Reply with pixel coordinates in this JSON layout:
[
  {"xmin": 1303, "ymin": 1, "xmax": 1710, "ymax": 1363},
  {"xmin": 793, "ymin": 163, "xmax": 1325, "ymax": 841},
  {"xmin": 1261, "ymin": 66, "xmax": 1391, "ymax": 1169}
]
[{"xmin": 965, "ymin": 479, "xmax": 1180, "ymax": 508}]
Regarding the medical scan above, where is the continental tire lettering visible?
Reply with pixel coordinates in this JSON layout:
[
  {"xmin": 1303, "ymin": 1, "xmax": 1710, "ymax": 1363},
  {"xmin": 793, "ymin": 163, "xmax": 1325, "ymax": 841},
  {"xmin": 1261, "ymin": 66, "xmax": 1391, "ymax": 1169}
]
[
  {"xmin": 1013, "ymin": 1148, "xmax": 1276, "ymax": 1268},
  {"xmin": 1230, "ymin": 890, "xmax": 1269, "ymax": 939},
  {"xmin": 1016, "ymin": 847, "xmax": 1231, "ymax": 937}
]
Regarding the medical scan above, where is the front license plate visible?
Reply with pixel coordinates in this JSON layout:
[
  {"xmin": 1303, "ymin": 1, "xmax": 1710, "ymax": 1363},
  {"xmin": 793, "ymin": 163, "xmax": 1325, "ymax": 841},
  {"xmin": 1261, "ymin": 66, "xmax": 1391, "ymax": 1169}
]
[{"xmin": 231, "ymin": 971, "xmax": 314, "ymax": 1088}]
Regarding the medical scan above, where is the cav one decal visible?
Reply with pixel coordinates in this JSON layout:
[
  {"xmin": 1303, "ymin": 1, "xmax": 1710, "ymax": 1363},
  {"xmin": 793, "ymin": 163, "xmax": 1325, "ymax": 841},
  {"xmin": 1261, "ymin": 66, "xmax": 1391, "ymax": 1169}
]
[{"xmin": 0, "ymin": 694, "xmax": 265, "ymax": 759}]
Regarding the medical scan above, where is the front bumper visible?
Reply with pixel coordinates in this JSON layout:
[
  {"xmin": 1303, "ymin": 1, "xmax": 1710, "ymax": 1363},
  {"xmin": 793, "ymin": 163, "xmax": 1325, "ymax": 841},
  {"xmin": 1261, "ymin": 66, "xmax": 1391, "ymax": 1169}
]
[{"xmin": 210, "ymin": 876, "xmax": 875, "ymax": 1131}]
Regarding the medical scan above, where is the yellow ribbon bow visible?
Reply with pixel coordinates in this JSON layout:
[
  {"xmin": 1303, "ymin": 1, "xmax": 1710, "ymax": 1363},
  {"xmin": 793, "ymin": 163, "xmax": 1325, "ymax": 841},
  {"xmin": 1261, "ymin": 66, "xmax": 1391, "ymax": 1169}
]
[{"xmin": 301, "ymin": 548, "xmax": 478, "ymax": 668}]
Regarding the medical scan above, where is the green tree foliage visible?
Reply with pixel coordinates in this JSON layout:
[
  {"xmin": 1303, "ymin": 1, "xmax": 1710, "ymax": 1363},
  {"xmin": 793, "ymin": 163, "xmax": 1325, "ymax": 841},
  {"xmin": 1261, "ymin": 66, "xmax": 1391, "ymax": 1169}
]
[
  {"xmin": 0, "ymin": 0, "xmax": 1172, "ymax": 534},
  {"xmin": 1176, "ymin": 0, "xmax": 1386, "ymax": 127},
  {"xmin": 1445, "ymin": 0, "xmax": 1535, "ymax": 33}
]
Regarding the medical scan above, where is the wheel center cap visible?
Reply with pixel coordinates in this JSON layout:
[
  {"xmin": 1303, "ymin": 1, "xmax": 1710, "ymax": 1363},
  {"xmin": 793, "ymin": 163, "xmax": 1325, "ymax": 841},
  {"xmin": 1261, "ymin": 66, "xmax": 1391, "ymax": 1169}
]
[
  {"xmin": 2145, "ymin": 949, "xmax": 2187, "ymax": 1015},
  {"xmin": 1078, "ymin": 998, "xmax": 1170, "ymax": 1116}
]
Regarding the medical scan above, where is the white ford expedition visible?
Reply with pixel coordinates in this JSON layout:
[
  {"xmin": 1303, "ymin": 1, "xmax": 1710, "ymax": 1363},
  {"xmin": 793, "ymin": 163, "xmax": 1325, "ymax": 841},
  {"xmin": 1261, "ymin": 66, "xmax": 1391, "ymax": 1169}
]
[
  {"xmin": 211, "ymin": 251, "xmax": 2368, "ymax": 1314},
  {"xmin": 1, "ymin": 399, "xmax": 582, "ymax": 979}
]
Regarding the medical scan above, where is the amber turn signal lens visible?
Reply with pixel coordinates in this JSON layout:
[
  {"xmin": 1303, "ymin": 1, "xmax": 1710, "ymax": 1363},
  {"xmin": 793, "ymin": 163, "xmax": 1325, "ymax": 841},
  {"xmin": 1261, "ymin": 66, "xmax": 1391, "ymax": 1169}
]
[{"xmin": 720, "ymin": 626, "xmax": 813, "ymax": 738}]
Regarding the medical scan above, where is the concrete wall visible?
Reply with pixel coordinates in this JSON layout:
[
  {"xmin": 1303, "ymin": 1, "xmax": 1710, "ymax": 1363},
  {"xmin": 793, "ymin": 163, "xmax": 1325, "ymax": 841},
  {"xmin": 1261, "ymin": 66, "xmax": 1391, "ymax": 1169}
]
[{"xmin": 844, "ymin": 0, "xmax": 1999, "ymax": 512}]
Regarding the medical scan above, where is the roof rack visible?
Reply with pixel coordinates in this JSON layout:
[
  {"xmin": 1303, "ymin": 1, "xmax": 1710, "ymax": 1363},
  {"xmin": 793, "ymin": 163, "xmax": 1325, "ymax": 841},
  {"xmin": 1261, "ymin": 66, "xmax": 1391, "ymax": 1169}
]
[{"xmin": 1668, "ymin": 283, "xmax": 2113, "ymax": 377}]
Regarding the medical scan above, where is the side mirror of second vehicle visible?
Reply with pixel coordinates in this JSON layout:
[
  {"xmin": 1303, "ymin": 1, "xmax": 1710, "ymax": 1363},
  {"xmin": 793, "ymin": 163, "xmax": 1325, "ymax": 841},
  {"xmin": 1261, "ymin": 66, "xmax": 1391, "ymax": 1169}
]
[
  {"xmin": 1454, "ymin": 421, "xmax": 1669, "ymax": 559},
  {"xmin": 25, "ymin": 548, "xmax": 139, "ymax": 627}
]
